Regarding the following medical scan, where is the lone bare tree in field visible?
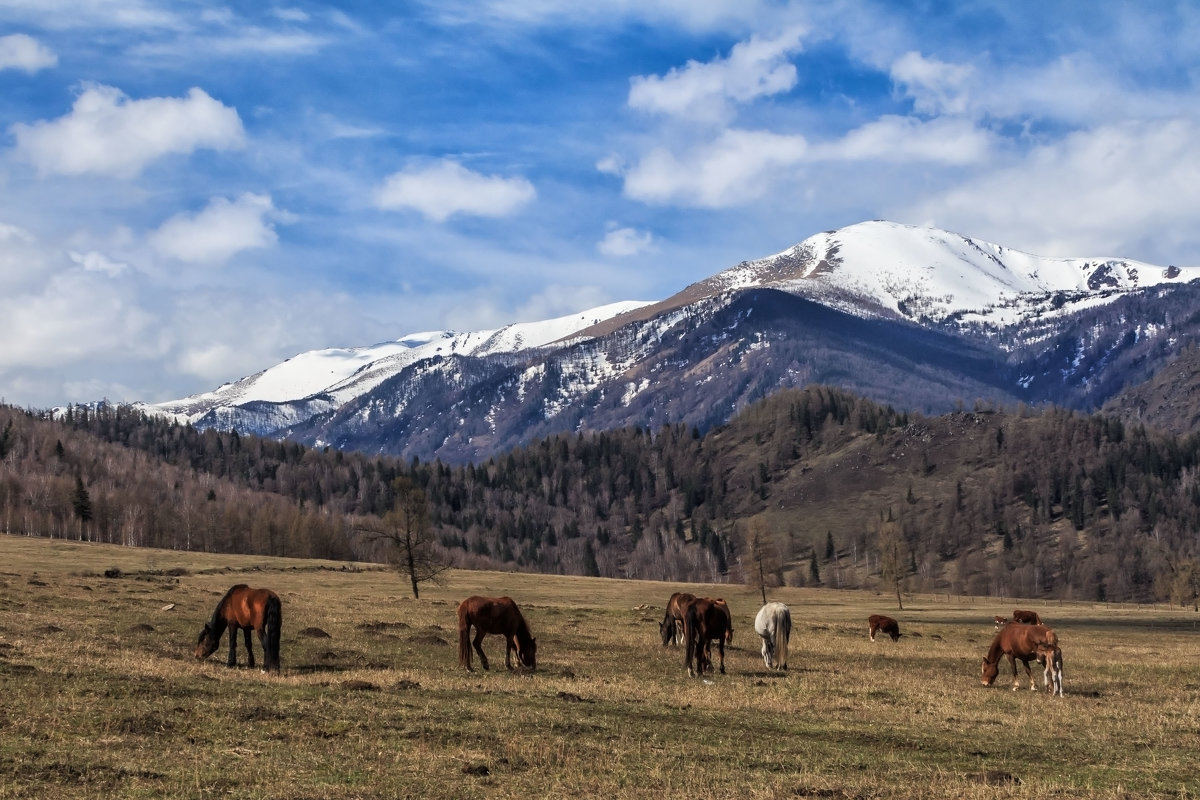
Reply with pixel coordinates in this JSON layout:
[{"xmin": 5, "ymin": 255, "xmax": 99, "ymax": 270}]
[
  {"xmin": 877, "ymin": 519, "xmax": 906, "ymax": 610},
  {"xmin": 357, "ymin": 477, "xmax": 449, "ymax": 599},
  {"xmin": 742, "ymin": 517, "xmax": 783, "ymax": 605}
]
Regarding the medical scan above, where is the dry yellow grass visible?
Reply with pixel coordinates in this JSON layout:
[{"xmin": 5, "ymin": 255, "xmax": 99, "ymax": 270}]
[{"xmin": 1, "ymin": 534, "xmax": 1199, "ymax": 799}]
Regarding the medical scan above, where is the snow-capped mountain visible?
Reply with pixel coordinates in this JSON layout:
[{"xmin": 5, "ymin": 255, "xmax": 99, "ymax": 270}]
[
  {"xmin": 147, "ymin": 300, "xmax": 653, "ymax": 423},
  {"xmin": 145, "ymin": 221, "xmax": 1200, "ymax": 462}
]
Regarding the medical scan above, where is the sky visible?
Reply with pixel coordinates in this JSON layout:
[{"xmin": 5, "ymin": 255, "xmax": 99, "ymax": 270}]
[{"xmin": 2, "ymin": 1, "xmax": 1200, "ymax": 409}]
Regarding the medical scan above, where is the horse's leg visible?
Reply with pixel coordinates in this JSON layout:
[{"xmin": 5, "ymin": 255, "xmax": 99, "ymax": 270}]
[
  {"xmin": 227, "ymin": 626, "xmax": 238, "ymax": 667},
  {"xmin": 505, "ymin": 635, "xmax": 514, "ymax": 671},
  {"xmin": 244, "ymin": 627, "xmax": 255, "ymax": 670},
  {"xmin": 1020, "ymin": 656, "xmax": 1035, "ymax": 690},
  {"xmin": 717, "ymin": 637, "xmax": 726, "ymax": 675},
  {"xmin": 473, "ymin": 630, "xmax": 490, "ymax": 671},
  {"xmin": 1007, "ymin": 653, "xmax": 1019, "ymax": 691}
]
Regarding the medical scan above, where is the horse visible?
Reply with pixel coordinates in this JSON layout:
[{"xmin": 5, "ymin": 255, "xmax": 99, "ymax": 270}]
[
  {"xmin": 659, "ymin": 591, "xmax": 696, "ymax": 647},
  {"xmin": 1036, "ymin": 643, "xmax": 1065, "ymax": 697},
  {"xmin": 754, "ymin": 602, "xmax": 792, "ymax": 670},
  {"xmin": 981, "ymin": 623, "xmax": 1058, "ymax": 691},
  {"xmin": 683, "ymin": 597, "xmax": 733, "ymax": 678},
  {"xmin": 457, "ymin": 596, "xmax": 536, "ymax": 672},
  {"xmin": 194, "ymin": 584, "xmax": 282, "ymax": 672},
  {"xmin": 1012, "ymin": 609, "xmax": 1042, "ymax": 625},
  {"xmin": 868, "ymin": 614, "xmax": 901, "ymax": 642},
  {"xmin": 993, "ymin": 615, "xmax": 1009, "ymax": 628}
]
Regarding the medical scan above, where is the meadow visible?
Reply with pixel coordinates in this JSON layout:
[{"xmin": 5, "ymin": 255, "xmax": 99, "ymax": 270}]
[{"xmin": 1, "ymin": 535, "xmax": 1198, "ymax": 799}]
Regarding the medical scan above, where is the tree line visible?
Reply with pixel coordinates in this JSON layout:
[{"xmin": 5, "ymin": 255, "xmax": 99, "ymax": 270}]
[{"xmin": 4, "ymin": 384, "xmax": 1200, "ymax": 605}]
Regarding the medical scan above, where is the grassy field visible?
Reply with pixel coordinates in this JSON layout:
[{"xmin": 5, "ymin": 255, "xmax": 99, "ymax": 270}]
[{"xmin": 1, "ymin": 535, "xmax": 1199, "ymax": 799}]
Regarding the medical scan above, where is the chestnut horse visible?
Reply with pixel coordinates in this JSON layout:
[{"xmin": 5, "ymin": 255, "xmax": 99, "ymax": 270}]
[
  {"xmin": 1036, "ymin": 643, "xmax": 1065, "ymax": 697},
  {"xmin": 194, "ymin": 584, "xmax": 281, "ymax": 672},
  {"xmin": 868, "ymin": 614, "xmax": 901, "ymax": 642},
  {"xmin": 659, "ymin": 591, "xmax": 696, "ymax": 647},
  {"xmin": 683, "ymin": 597, "xmax": 733, "ymax": 677},
  {"xmin": 981, "ymin": 623, "xmax": 1058, "ymax": 691},
  {"xmin": 754, "ymin": 602, "xmax": 792, "ymax": 670},
  {"xmin": 1012, "ymin": 609, "xmax": 1042, "ymax": 625},
  {"xmin": 457, "ymin": 596, "xmax": 536, "ymax": 672}
]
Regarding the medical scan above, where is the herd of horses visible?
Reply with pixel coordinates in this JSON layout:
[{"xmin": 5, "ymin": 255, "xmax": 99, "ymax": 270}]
[{"xmin": 191, "ymin": 584, "xmax": 1063, "ymax": 697}]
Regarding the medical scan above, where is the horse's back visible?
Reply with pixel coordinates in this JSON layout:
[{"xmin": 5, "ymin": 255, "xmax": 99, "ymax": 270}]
[
  {"xmin": 223, "ymin": 585, "xmax": 278, "ymax": 628},
  {"xmin": 755, "ymin": 602, "xmax": 789, "ymax": 636}
]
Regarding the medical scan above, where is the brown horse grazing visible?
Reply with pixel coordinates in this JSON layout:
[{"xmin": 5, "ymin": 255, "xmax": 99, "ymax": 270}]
[
  {"xmin": 659, "ymin": 591, "xmax": 696, "ymax": 647},
  {"xmin": 1036, "ymin": 643, "xmax": 1065, "ymax": 697},
  {"xmin": 194, "ymin": 584, "xmax": 282, "ymax": 672},
  {"xmin": 981, "ymin": 623, "xmax": 1058, "ymax": 691},
  {"xmin": 868, "ymin": 614, "xmax": 901, "ymax": 642},
  {"xmin": 457, "ymin": 596, "xmax": 536, "ymax": 672},
  {"xmin": 1012, "ymin": 609, "xmax": 1042, "ymax": 625},
  {"xmin": 683, "ymin": 597, "xmax": 733, "ymax": 678}
]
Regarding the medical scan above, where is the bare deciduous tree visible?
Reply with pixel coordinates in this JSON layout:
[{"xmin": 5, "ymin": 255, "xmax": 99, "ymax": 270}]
[{"xmin": 357, "ymin": 477, "xmax": 449, "ymax": 598}]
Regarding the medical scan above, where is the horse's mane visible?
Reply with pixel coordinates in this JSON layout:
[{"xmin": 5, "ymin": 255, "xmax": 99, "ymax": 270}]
[
  {"xmin": 983, "ymin": 631, "xmax": 1006, "ymax": 665},
  {"xmin": 206, "ymin": 584, "xmax": 248, "ymax": 632},
  {"xmin": 512, "ymin": 605, "xmax": 535, "ymax": 648}
]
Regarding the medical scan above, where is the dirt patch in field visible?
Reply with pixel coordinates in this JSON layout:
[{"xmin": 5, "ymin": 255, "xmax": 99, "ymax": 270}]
[
  {"xmin": 407, "ymin": 633, "xmax": 449, "ymax": 646},
  {"xmin": 127, "ymin": 623, "xmax": 155, "ymax": 633},
  {"xmin": 357, "ymin": 621, "xmax": 410, "ymax": 633},
  {"xmin": 298, "ymin": 627, "xmax": 331, "ymax": 638}
]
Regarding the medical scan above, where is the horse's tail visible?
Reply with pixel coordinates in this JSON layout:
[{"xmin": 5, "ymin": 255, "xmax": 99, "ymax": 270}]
[
  {"xmin": 263, "ymin": 593, "xmax": 282, "ymax": 672},
  {"xmin": 457, "ymin": 606, "xmax": 472, "ymax": 668},
  {"xmin": 683, "ymin": 602, "xmax": 700, "ymax": 674},
  {"xmin": 775, "ymin": 608, "xmax": 791, "ymax": 669}
]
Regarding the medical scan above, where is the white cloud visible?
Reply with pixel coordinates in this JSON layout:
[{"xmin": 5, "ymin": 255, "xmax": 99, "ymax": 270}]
[
  {"xmin": 621, "ymin": 128, "xmax": 808, "ymax": 207},
  {"xmin": 906, "ymin": 119, "xmax": 1200, "ymax": 260},
  {"xmin": 0, "ymin": 33, "xmax": 57, "ymax": 72},
  {"xmin": 149, "ymin": 193, "xmax": 281, "ymax": 265},
  {"xmin": 816, "ymin": 116, "xmax": 995, "ymax": 165},
  {"xmin": 69, "ymin": 250, "xmax": 130, "ymax": 276},
  {"xmin": 10, "ymin": 84, "xmax": 244, "ymax": 178},
  {"xmin": 598, "ymin": 225, "xmax": 655, "ymax": 257},
  {"xmin": 0, "ymin": 269, "xmax": 157, "ymax": 371},
  {"xmin": 375, "ymin": 159, "xmax": 536, "ymax": 222},
  {"xmin": 890, "ymin": 51, "xmax": 973, "ymax": 116},
  {"xmin": 629, "ymin": 26, "xmax": 806, "ymax": 122}
]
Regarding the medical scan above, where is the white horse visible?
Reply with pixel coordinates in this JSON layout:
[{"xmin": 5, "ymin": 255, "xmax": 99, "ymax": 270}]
[{"xmin": 753, "ymin": 602, "xmax": 792, "ymax": 670}]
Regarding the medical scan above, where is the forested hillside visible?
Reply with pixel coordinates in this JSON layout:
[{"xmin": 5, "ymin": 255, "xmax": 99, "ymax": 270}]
[{"xmin": 3, "ymin": 388, "xmax": 1200, "ymax": 604}]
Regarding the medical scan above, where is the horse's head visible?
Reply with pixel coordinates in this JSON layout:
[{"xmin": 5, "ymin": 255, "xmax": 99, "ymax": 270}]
[
  {"xmin": 659, "ymin": 617, "xmax": 675, "ymax": 646},
  {"xmin": 981, "ymin": 658, "xmax": 999, "ymax": 686},
  {"xmin": 194, "ymin": 623, "xmax": 220, "ymax": 660},
  {"xmin": 518, "ymin": 637, "xmax": 537, "ymax": 671}
]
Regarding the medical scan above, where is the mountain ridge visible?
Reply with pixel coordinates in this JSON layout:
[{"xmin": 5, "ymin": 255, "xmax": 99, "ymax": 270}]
[{"xmin": 138, "ymin": 220, "xmax": 1200, "ymax": 461}]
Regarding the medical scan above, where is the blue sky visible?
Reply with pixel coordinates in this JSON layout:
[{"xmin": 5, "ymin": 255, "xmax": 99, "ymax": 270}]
[{"xmin": 2, "ymin": 1, "xmax": 1200, "ymax": 408}]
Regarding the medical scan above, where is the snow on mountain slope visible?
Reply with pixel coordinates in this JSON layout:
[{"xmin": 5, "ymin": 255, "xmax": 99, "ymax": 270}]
[
  {"xmin": 727, "ymin": 221, "xmax": 1200, "ymax": 325},
  {"xmin": 148, "ymin": 300, "xmax": 653, "ymax": 420}
]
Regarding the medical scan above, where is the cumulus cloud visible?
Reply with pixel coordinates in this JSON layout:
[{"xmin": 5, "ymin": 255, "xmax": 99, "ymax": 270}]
[
  {"xmin": 906, "ymin": 119, "xmax": 1200, "ymax": 260},
  {"xmin": 816, "ymin": 116, "xmax": 995, "ymax": 165},
  {"xmin": 0, "ymin": 269, "xmax": 157, "ymax": 371},
  {"xmin": 629, "ymin": 26, "xmax": 806, "ymax": 122},
  {"xmin": 0, "ymin": 33, "xmax": 57, "ymax": 72},
  {"xmin": 598, "ymin": 225, "xmax": 655, "ymax": 257},
  {"xmin": 69, "ymin": 250, "xmax": 130, "ymax": 276},
  {"xmin": 620, "ymin": 129, "xmax": 807, "ymax": 207},
  {"xmin": 10, "ymin": 84, "xmax": 244, "ymax": 178},
  {"xmin": 149, "ymin": 193, "xmax": 281, "ymax": 265},
  {"xmin": 890, "ymin": 51, "xmax": 973, "ymax": 116},
  {"xmin": 375, "ymin": 159, "xmax": 536, "ymax": 222}
]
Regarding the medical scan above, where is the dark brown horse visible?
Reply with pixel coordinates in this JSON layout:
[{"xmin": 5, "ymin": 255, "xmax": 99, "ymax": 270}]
[
  {"xmin": 457, "ymin": 596, "xmax": 536, "ymax": 672},
  {"xmin": 194, "ymin": 584, "xmax": 282, "ymax": 672},
  {"xmin": 683, "ymin": 597, "xmax": 733, "ymax": 677},
  {"xmin": 1012, "ymin": 609, "xmax": 1043, "ymax": 625},
  {"xmin": 868, "ymin": 614, "xmax": 901, "ymax": 642},
  {"xmin": 981, "ymin": 623, "xmax": 1058, "ymax": 691},
  {"xmin": 659, "ymin": 591, "xmax": 696, "ymax": 647}
]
